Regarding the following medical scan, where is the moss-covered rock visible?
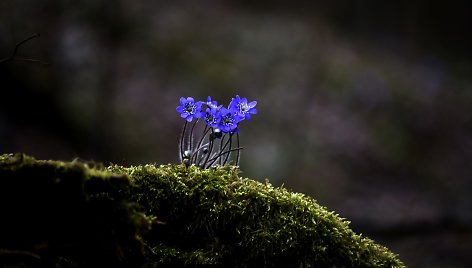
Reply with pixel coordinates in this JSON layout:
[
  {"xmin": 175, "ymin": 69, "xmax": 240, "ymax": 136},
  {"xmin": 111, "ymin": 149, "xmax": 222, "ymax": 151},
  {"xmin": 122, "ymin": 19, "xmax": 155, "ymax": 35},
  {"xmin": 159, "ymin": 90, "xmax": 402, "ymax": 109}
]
[{"xmin": 0, "ymin": 153, "xmax": 404, "ymax": 267}]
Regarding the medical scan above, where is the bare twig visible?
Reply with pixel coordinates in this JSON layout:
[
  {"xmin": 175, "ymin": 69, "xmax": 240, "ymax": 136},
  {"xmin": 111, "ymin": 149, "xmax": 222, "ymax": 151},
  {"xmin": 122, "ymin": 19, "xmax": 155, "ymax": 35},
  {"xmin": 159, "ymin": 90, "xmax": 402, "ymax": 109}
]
[{"xmin": 0, "ymin": 33, "xmax": 50, "ymax": 65}]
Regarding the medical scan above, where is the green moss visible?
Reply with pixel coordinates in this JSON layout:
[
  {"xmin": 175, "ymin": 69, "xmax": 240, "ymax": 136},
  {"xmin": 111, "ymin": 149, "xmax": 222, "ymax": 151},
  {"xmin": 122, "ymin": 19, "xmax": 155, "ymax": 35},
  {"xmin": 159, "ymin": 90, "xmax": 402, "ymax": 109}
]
[{"xmin": 0, "ymin": 153, "xmax": 404, "ymax": 267}]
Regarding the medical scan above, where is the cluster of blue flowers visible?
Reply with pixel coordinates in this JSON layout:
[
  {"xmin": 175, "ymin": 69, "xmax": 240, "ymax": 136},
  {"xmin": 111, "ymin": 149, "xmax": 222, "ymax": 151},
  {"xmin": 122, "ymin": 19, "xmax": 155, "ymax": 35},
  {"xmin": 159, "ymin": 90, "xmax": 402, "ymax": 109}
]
[{"xmin": 176, "ymin": 95, "xmax": 257, "ymax": 168}]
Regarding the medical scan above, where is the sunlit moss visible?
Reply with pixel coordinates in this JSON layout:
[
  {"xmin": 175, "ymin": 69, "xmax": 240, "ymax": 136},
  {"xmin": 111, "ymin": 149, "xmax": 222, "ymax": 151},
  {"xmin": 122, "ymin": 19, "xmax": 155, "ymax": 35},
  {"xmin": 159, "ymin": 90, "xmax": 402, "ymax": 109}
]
[{"xmin": 0, "ymin": 154, "xmax": 404, "ymax": 267}]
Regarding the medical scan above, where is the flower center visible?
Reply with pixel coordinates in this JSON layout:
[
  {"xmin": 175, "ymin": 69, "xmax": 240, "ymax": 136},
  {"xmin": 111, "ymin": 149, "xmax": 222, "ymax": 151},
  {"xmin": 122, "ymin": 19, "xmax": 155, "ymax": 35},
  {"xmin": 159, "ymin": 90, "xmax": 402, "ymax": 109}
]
[
  {"xmin": 185, "ymin": 103, "xmax": 195, "ymax": 114},
  {"xmin": 237, "ymin": 103, "xmax": 247, "ymax": 113},
  {"xmin": 223, "ymin": 115, "xmax": 233, "ymax": 125},
  {"xmin": 206, "ymin": 113, "xmax": 214, "ymax": 123}
]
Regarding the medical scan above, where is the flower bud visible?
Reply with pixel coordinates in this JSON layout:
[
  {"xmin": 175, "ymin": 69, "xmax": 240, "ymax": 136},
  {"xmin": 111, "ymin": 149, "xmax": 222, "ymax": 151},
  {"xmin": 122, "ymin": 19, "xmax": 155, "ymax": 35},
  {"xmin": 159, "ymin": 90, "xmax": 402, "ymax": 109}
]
[
  {"xmin": 184, "ymin": 150, "xmax": 191, "ymax": 159},
  {"xmin": 211, "ymin": 128, "xmax": 223, "ymax": 140}
]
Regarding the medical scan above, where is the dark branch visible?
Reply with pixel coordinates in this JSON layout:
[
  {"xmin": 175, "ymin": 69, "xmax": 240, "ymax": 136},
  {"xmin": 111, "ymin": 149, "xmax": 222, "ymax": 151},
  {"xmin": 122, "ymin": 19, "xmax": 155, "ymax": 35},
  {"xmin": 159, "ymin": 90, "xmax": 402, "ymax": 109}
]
[{"xmin": 0, "ymin": 33, "xmax": 50, "ymax": 65}]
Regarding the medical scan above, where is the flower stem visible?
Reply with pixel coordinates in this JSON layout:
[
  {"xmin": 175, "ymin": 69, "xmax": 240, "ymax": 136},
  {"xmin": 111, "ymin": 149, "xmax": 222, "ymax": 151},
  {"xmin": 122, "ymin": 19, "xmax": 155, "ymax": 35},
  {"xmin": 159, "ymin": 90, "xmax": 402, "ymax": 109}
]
[
  {"xmin": 188, "ymin": 119, "xmax": 199, "ymax": 155},
  {"xmin": 207, "ymin": 135, "xmax": 233, "ymax": 167},
  {"xmin": 218, "ymin": 134, "xmax": 226, "ymax": 166},
  {"xmin": 236, "ymin": 132, "xmax": 240, "ymax": 166},
  {"xmin": 206, "ymin": 147, "xmax": 243, "ymax": 166},
  {"xmin": 222, "ymin": 133, "xmax": 233, "ymax": 165},
  {"xmin": 192, "ymin": 125, "xmax": 210, "ymax": 164},
  {"xmin": 200, "ymin": 130, "xmax": 216, "ymax": 168},
  {"xmin": 179, "ymin": 121, "xmax": 188, "ymax": 162}
]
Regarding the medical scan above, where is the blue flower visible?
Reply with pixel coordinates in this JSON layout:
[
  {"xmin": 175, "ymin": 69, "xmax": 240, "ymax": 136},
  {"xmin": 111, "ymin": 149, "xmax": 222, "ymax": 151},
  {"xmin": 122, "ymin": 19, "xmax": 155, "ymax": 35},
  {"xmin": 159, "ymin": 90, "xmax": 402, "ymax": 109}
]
[
  {"xmin": 229, "ymin": 95, "xmax": 257, "ymax": 120},
  {"xmin": 218, "ymin": 107, "xmax": 243, "ymax": 133},
  {"xmin": 206, "ymin": 96, "xmax": 221, "ymax": 109},
  {"xmin": 176, "ymin": 97, "xmax": 203, "ymax": 122},
  {"xmin": 176, "ymin": 95, "xmax": 258, "ymax": 168},
  {"xmin": 204, "ymin": 107, "xmax": 221, "ymax": 128}
]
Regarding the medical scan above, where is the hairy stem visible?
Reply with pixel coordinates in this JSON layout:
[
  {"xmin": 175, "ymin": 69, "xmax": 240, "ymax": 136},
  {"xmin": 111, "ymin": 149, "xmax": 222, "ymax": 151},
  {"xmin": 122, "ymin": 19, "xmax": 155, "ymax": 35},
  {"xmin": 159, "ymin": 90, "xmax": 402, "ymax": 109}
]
[
  {"xmin": 236, "ymin": 132, "xmax": 241, "ymax": 166},
  {"xmin": 179, "ymin": 121, "xmax": 188, "ymax": 162},
  {"xmin": 206, "ymin": 147, "xmax": 243, "ymax": 166},
  {"xmin": 192, "ymin": 125, "xmax": 210, "ymax": 164},
  {"xmin": 188, "ymin": 119, "xmax": 199, "ymax": 155},
  {"xmin": 207, "ymin": 135, "xmax": 234, "ymax": 167},
  {"xmin": 222, "ymin": 133, "xmax": 233, "ymax": 165}
]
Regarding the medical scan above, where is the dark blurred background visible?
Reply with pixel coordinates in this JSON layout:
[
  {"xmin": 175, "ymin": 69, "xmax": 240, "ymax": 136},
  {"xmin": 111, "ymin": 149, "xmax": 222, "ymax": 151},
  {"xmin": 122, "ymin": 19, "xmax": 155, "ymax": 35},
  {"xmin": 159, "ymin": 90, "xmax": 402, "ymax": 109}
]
[{"xmin": 1, "ymin": 1, "xmax": 471, "ymax": 267}]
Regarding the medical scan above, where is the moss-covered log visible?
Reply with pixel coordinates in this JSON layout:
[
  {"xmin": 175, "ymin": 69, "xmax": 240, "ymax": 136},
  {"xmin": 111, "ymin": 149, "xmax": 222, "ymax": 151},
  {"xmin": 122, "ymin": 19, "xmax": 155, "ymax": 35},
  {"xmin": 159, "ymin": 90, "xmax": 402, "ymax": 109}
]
[{"xmin": 0, "ymin": 153, "xmax": 404, "ymax": 267}]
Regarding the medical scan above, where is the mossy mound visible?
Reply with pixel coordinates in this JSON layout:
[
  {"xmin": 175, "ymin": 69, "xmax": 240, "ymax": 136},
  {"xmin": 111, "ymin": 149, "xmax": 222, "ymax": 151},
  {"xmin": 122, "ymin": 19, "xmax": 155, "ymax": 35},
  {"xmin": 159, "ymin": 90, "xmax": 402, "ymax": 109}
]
[{"xmin": 0, "ymin": 153, "xmax": 404, "ymax": 267}]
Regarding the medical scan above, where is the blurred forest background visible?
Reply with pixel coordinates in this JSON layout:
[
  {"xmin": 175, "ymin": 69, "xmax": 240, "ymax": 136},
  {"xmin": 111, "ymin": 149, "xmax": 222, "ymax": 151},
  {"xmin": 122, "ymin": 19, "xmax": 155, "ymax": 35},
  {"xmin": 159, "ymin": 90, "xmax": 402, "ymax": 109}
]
[{"xmin": 1, "ymin": 1, "xmax": 471, "ymax": 267}]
